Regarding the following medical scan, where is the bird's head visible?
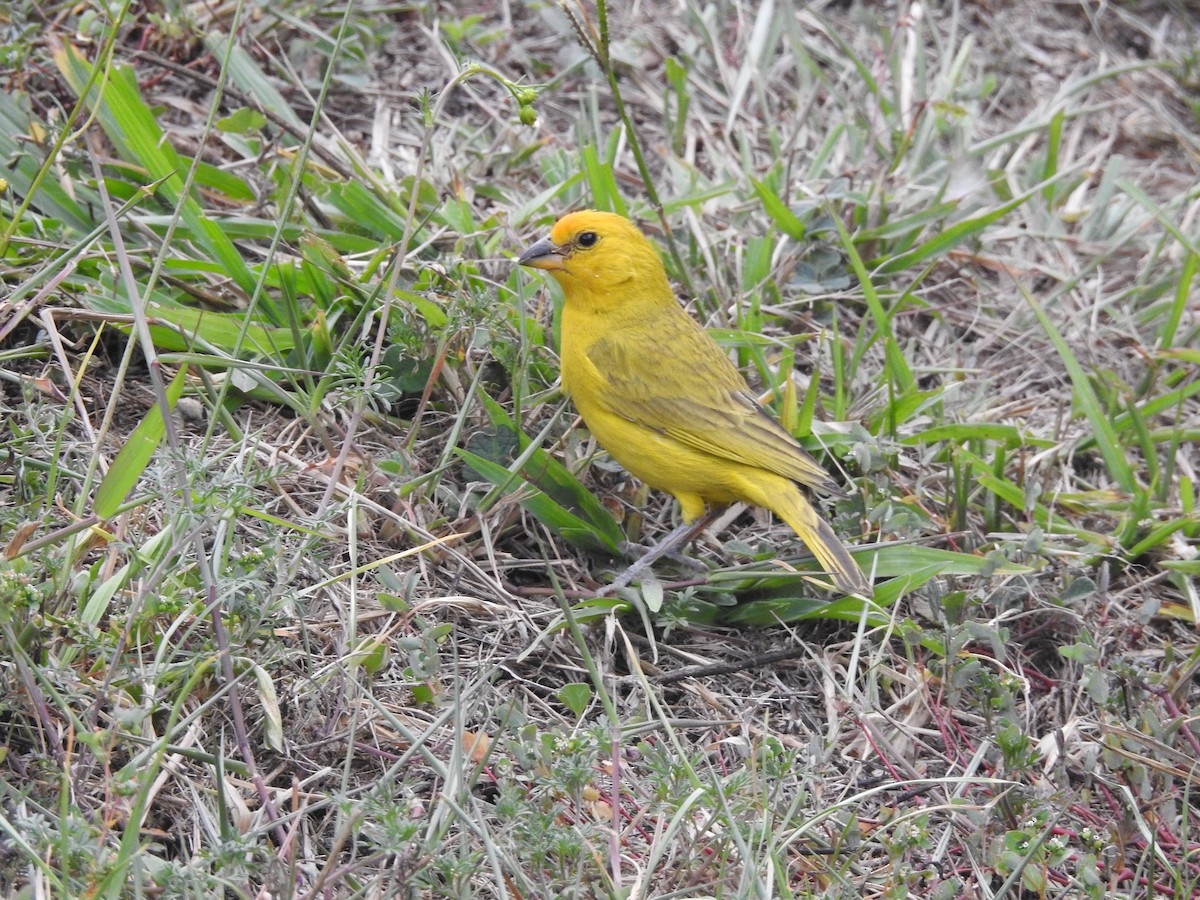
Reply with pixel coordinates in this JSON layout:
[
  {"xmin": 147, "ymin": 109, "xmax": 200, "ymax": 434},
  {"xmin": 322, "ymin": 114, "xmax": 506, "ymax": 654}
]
[{"xmin": 518, "ymin": 210, "xmax": 670, "ymax": 300}]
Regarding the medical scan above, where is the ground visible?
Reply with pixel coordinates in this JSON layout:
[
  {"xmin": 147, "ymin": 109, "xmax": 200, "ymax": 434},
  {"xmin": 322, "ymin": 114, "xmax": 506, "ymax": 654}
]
[{"xmin": 1, "ymin": 0, "xmax": 1199, "ymax": 897}]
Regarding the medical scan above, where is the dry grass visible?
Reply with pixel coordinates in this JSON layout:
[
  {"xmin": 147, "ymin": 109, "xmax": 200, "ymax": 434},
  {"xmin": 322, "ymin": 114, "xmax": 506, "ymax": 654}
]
[{"xmin": 1, "ymin": 0, "xmax": 1198, "ymax": 897}]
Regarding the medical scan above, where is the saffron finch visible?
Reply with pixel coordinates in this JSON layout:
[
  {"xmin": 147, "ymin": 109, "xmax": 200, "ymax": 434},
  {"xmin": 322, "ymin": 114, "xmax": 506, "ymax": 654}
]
[{"xmin": 518, "ymin": 210, "xmax": 870, "ymax": 595}]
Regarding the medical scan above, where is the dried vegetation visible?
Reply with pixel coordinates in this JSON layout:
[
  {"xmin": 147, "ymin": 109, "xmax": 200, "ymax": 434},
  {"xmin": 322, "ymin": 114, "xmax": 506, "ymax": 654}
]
[{"xmin": 1, "ymin": 0, "xmax": 1198, "ymax": 896}]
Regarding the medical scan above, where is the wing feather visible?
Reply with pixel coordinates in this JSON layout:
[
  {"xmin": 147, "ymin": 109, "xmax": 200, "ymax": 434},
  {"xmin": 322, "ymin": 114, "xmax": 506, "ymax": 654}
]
[{"xmin": 586, "ymin": 308, "xmax": 839, "ymax": 493}]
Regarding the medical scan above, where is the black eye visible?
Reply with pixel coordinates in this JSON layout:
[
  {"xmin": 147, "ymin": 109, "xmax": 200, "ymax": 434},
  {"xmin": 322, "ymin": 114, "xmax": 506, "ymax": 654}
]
[{"xmin": 577, "ymin": 231, "xmax": 598, "ymax": 248}]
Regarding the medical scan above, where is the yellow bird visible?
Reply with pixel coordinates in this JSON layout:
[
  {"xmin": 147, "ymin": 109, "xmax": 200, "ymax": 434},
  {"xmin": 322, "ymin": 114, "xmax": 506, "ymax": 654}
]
[{"xmin": 518, "ymin": 210, "xmax": 870, "ymax": 595}]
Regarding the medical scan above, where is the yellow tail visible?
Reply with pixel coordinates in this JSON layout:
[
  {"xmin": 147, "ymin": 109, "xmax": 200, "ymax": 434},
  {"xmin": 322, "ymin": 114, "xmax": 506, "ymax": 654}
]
[{"xmin": 772, "ymin": 487, "xmax": 870, "ymax": 595}]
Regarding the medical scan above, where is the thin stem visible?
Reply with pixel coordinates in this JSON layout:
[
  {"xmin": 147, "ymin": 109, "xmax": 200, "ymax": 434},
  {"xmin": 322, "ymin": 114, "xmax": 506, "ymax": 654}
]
[{"xmin": 567, "ymin": 0, "xmax": 694, "ymax": 294}]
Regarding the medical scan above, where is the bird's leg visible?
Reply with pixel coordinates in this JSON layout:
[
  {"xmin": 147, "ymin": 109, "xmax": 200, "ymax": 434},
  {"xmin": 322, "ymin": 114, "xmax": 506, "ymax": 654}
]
[{"xmin": 601, "ymin": 509, "xmax": 722, "ymax": 594}]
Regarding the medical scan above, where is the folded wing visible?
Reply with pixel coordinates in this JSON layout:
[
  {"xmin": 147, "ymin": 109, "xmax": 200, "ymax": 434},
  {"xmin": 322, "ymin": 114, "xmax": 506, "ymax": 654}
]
[{"xmin": 587, "ymin": 309, "xmax": 840, "ymax": 494}]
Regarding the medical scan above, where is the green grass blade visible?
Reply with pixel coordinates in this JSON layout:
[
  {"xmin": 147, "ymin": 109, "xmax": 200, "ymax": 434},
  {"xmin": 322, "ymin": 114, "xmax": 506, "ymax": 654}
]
[
  {"xmin": 831, "ymin": 213, "xmax": 916, "ymax": 396},
  {"xmin": 875, "ymin": 173, "xmax": 1074, "ymax": 275},
  {"xmin": 93, "ymin": 366, "xmax": 188, "ymax": 519},
  {"xmin": 1019, "ymin": 285, "xmax": 1137, "ymax": 494},
  {"xmin": 456, "ymin": 448, "xmax": 621, "ymax": 555},
  {"xmin": 1159, "ymin": 250, "xmax": 1196, "ymax": 349},
  {"xmin": 54, "ymin": 43, "xmax": 256, "ymax": 293},
  {"xmin": 0, "ymin": 90, "xmax": 94, "ymax": 234},
  {"xmin": 750, "ymin": 176, "xmax": 807, "ymax": 240}
]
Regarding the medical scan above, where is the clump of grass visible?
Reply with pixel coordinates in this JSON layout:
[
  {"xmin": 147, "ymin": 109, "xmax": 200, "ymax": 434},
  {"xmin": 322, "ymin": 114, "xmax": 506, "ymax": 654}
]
[{"xmin": 0, "ymin": 0, "xmax": 1197, "ymax": 896}]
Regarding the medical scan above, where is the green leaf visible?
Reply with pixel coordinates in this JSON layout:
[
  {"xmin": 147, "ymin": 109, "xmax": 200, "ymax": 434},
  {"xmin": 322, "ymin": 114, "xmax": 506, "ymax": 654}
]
[
  {"xmin": 380, "ymin": 345, "xmax": 435, "ymax": 396},
  {"xmin": 54, "ymin": 43, "xmax": 256, "ymax": 293},
  {"xmin": 193, "ymin": 161, "xmax": 255, "ymax": 202},
  {"xmin": 323, "ymin": 180, "xmax": 410, "ymax": 240},
  {"xmin": 581, "ymin": 142, "xmax": 623, "ymax": 214},
  {"xmin": 216, "ymin": 107, "xmax": 268, "ymax": 134},
  {"xmin": 556, "ymin": 683, "xmax": 592, "ymax": 717},
  {"xmin": 856, "ymin": 200, "xmax": 961, "ymax": 243},
  {"xmin": 639, "ymin": 572, "xmax": 664, "ymax": 614},
  {"xmin": 1020, "ymin": 287, "xmax": 1136, "ymax": 494},
  {"xmin": 832, "ymin": 213, "xmax": 915, "ymax": 396},
  {"xmin": 750, "ymin": 177, "xmax": 807, "ymax": 240},
  {"xmin": 470, "ymin": 392, "xmax": 626, "ymax": 551},
  {"xmin": 875, "ymin": 173, "xmax": 1066, "ymax": 275},
  {"xmin": 93, "ymin": 367, "xmax": 188, "ymax": 519},
  {"xmin": 134, "ymin": 213, "xmax": 380, "ymax": 254},
  {"xmin": 901, "ymin": 423, "xmax": 1053, "ymax": 447},
  {"xmin": 457, "ymin": 448, "xmax": 621, "ymax": 554},
  {"xmin": 962, "ymin": 446, "xmax": 1115, "ymax": 545},
  {"xmin": 0, "ymin": 90, "xmax": 95, "ymax": 234},
  {"xmin": 1160, "ymin": 250, "xmax": 1196, "ymax": 350},
  {"xmin": 397, "ymin": 290, "xmax": 449, "ymax": 329},
  {"xmin": 717, "ymin": 543, "xmax": 1030, "ymax": 626},
  {"xmin": 1042, "ymin": 109, "xmax": 1064, "ymax": 205},
  {"xmin": 75, "ymin": 271, "xmax": 296, "ymax": 357},
  {"xmin": 203, "ymin": 35, "xmax": 306, "ymax": 131}
]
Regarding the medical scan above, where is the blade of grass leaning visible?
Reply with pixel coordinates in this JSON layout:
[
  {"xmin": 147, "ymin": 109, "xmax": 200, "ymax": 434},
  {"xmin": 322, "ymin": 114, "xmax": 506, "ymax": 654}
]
[
  {"xmin": 1158, "ymin": 250, "xmax": 1196, "ymax": 349},
  {"xmin": 830, "ymin": 212, "xmax": 915, "ymax": 397},
  {"xmin": 965, "ymin": 454, "xmax": 1118, "ymax": 545},
  {"xmin": 475, "ymin": 392, "xmax": 623, "ymax": 541},
  {"xmin": 1122, "ymin": 394, "xmax": 1159, "ymax": 496},
  {"xmin": 580, "ymin": 142, "xmax": 624, "ymax": 214},
  {"xmin": 1124, "ymin": 517, "xmax": 1197, "ymax": 562},
  {"xmin": 723, "ymin": 543, "xmax": 1033, "ymax": 626},
  {"xmin": 323, "ymin": 180, "xmax": 412, "ymax": 240},
  {"xmin": 864, "ymin": 385, "xmax": 948, "ymax": 434},
  {"xmin": 723, "ymin": 569, "xmax": 927, "ymax": 626},
  {"xmin": 1117, "ymin": 176, "xmax": 1200, "ymax": 257},
  {"xmin": 751, "ymin": 176, "xmax": 807, "ymax": 240},
  {"xmin": 132, "ymin": 213, "xmax": 380, "ymax": 253},
  {"xmin": 78, "ymin": 525, "xmax": 175, "ymax": 629},
  {"xmin": 1041, "ymin": 109, "xmax": 1064, "ymax": 206},
  {"xmin": 456, "ymin": 448, "xmax": 622, "ymax": 555},
  {"xmin": 510, "ymin": 169, "xmax": 589, "ymax": 224},
  {"xmin": 74, "ymin": 271, "xmax": 297, "ymax": 357},
  {"xmin": 664, "ymin": 56, "xmax": 689, "ymax": 154},
  {"xmin": 93, "ymin": 365, "xmax": 189, "ymax": 520},
  {"xmin": 829, "ymin": 306, "xmax": 847, "ymax": 420},
  {"xmin": 874, "ymin": 171, "xmax": 1079, "ymax": 275},
  {"xmin": 457, "ymin": 393, "xmax": 625, "ymax": 554},
  {"xmin": 1110, "ymin": 372, "xmax": 1200, "ymax": 431},
  {"xmin": 203, "ymin": 35, "xmax": 308, "ymax": 132},
  {"xmin": 1017, "ymin": 283, "xmax": 1137, "ymax": 495},
  {"xmin": 855, "ymin": 200, "xmax": 963, "ymax": 250},
  {"xmin": 53, "ymin": 43, "xmax": 256, "ymax": 293},
  {"xmin": 190, "ymin": 160, "xmax": 256, "ymax": 203},
  {"xmin": 1104, "ymin": 178, "xmax": 1198, "ymax": 379},
  {"xmin": 709, "ymin": 542, "xmax": 1029, "ymax": 593},
  {"xmin": 901, "ymin": 423, "xmax": 1055, "ymax": 448},
  {"xmin": 0, "ymin": 90, "xmax": 95, "ymax": 235}
]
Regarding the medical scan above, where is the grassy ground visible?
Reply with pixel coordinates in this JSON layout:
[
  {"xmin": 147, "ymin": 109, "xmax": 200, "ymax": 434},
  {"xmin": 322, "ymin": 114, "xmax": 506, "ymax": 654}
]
[{"xmin": 2, "ymin": 0, "xmax": 1199, "ymax": 896}]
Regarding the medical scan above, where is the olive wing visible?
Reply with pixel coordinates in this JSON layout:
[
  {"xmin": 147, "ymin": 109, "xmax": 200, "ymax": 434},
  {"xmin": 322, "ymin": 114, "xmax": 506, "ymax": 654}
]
[{"xmin": 586, "ymin": 309, "xmax": 840, "ymax": 494}]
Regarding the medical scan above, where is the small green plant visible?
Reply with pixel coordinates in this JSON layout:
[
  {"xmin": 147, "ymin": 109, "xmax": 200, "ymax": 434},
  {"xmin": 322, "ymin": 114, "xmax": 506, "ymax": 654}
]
[{"xmin": 1, "ymin": 1, "xmax": 1197, "ymax": 897}]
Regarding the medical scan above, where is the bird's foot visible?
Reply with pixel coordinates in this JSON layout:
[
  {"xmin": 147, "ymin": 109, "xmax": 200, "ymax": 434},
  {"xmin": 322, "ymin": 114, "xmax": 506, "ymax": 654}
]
[{"xmin": 598, "ymin": 513, "xmax": 719, "ymax": 596}]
